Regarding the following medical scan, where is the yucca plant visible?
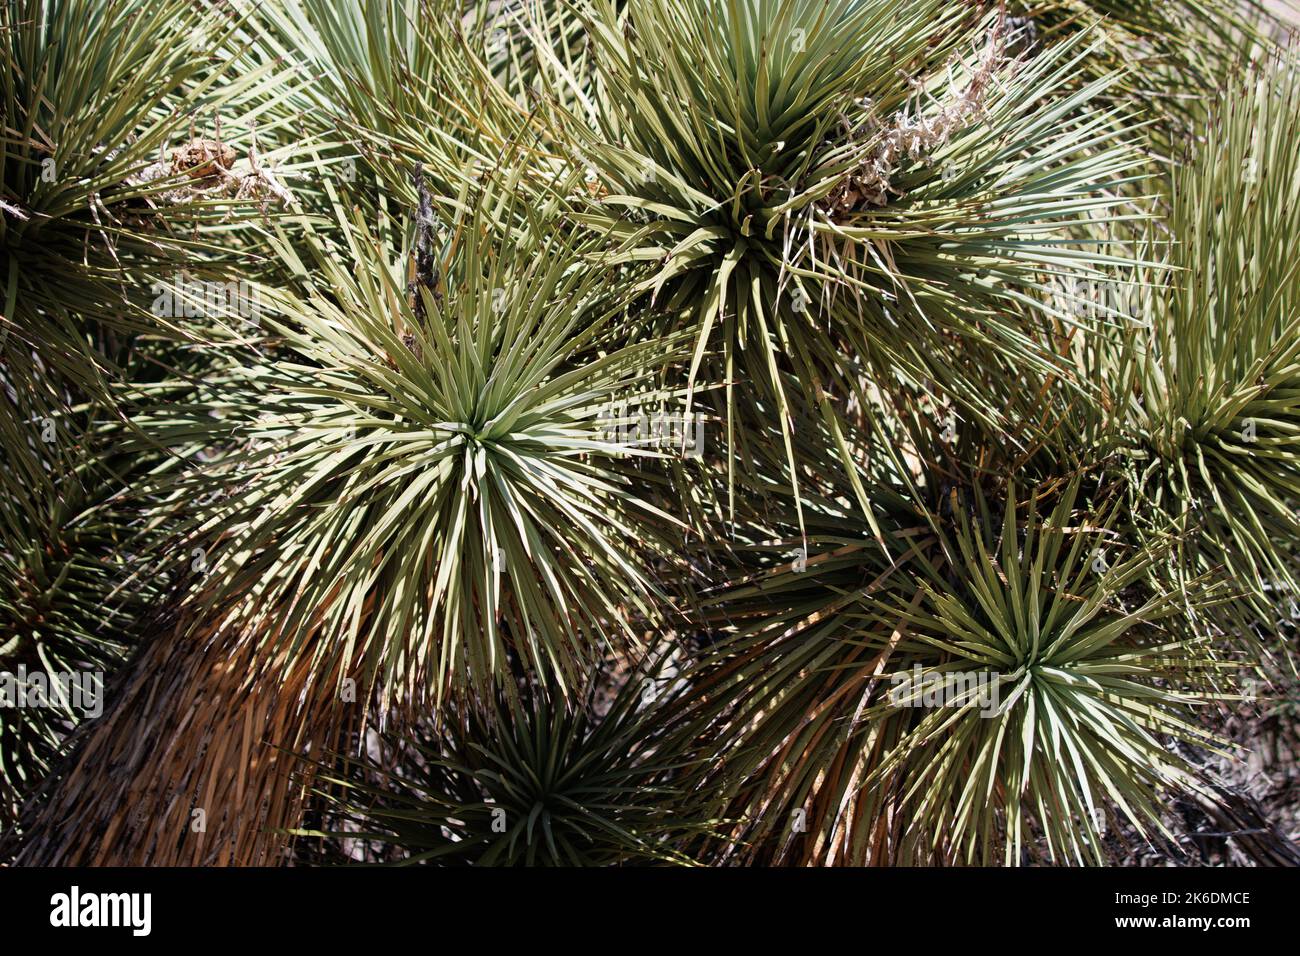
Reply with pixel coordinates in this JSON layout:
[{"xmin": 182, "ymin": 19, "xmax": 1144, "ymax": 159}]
[
  {"xmin": 300, "ymin": 658, "xmax": 718, "ymax": 866},
  {"xmin": 0, "ymin": 0, "xmax": 298, "ymax": 438},
  {"xmin": 533, "ymin": 1, "xmax": 1147, "ymax": 521},
  {"xmin": 660, "ymin": 443, "xmax": 1236, "ymax": 864},
  {"xmin": 0, "ymin": 0, "xmax": 305, "ymax": 848},
  {"xmin": 1007, "ymin": 1, "xmax": 1290, "ymax": 149},
  {"xmin": 1124, "ymin": 57, "xmax": 1300, "ymax": 628},
  {"xmin": 4, "ymin": 0, "xmax": 1299, "ymax": 869},
  {"xmin": 860, "ymin": 482, "xmax": 1229, "ymax": 865},
  {"xmin": 147, "ymin": 180, "xmax": 689, "ymax": 706},
  {"xmin": 258, "ymin": 0, "xmax": 546, "ymax": 223}
]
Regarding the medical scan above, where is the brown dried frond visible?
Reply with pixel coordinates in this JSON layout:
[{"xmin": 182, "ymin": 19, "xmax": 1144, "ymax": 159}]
[
  {"xmin": 7, "ymin": 600, "xmax": 365, "ymax": 866},
  {"xmin": 122, "ymin": 120, "xmax": 295, "ymax": 214},
  {"xmin": 170, "ymin": 138, "xmax": 238, "ymax": 183}
]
